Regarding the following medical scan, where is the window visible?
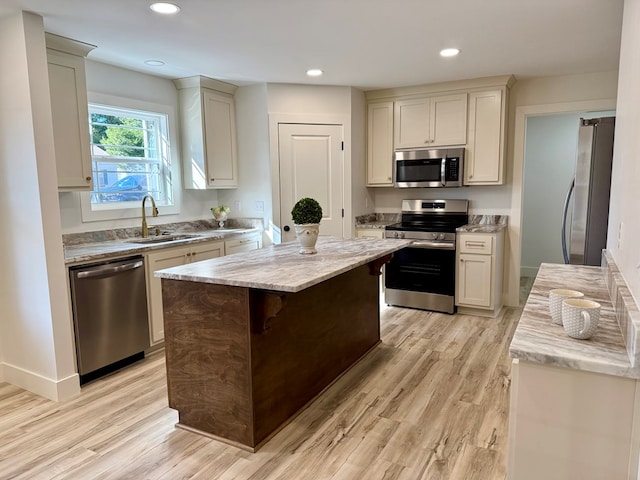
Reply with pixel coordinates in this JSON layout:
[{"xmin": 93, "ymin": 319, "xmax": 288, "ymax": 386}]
[{"xmin": 88, "ymin": 104, "xmax": 174, "ymax": 210}]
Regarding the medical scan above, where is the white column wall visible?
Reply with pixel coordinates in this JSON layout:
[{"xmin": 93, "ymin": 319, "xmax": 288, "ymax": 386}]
[
  {"xmin": 607, "ymin": 0, "xmax": 640, "ymax": 306},
  {"xmin": 0, "ymin": 11, "xmax": 79, "ymax": 399}
]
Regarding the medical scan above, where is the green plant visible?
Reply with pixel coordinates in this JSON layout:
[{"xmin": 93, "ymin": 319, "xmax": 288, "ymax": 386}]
[
  {"xmin": 211, "ymin": 205, "xmax": 230, "ymax": 216},
  {"xmin": 291, "ymin": 197, "xmax": 322, "ymax": 224}
]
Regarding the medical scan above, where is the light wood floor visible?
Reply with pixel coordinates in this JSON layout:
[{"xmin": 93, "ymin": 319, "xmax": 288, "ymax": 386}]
[{"xmin": 0, "ymin": 304, "xmax": 520, "ymax": 480}]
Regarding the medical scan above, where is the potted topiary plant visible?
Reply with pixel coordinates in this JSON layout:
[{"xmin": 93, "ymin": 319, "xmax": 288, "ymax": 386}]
[{"xmin": 291, "ymin": 197, "xmax": 322, "ymax": 254}]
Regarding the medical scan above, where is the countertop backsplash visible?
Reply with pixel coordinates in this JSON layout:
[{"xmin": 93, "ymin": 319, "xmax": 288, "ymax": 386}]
[
  {"xmin": 355, "ymin": 213, "xmax": 401, "ymax": 227},
  {"xmin": 466, "ymin": 214, "xmax": 508, "ymax": 226},
  {"xmin": 63, "ymin": 217, "xmax": 264, "ymax": 246}
]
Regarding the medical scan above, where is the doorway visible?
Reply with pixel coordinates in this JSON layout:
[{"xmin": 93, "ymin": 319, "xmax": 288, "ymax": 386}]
[
  {"xmin": 519, "ymin": 109, "xmax": 615, "ymax": 301},
  {"xmin": 277, "ymin": 123, "xmax": 344, "ymax": 244},
  {"xmin": 508, "ymin": 99, "xmax": 616, "ymax": 307}
]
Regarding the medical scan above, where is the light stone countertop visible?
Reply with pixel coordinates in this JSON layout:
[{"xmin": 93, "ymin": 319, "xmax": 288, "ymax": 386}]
[
  {"xmin": 355, "ymin": 221, "xmax": 396, "ymax": 230},
  {"xmin": 155, "ymin": 236, "xmax": 411, "ymax": 293},
  {"xmin": 509, "ymin": 263, "xmax": 639, "ymax": 379},
  {"xmin": 456, "ymin": 224, "xmax": 507, "ymax": 234},
  {"xmin": 64, "ymin": 228, "xmax": 260, "ymax": 265}
]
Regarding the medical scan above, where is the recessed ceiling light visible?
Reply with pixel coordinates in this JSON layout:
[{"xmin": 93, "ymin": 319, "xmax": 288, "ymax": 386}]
[
  {"xmin": 149, "ymin": 2, "xmax": 180, "ymax": 14},
  {"xmin": 440, "ymin": 48, "xmax": 460, "ymax": 57},
  {"xmin": 144, "ymin": 60, "xmax": 165, "ymax": 66},
  {"xmin": 306, "ymin": 69, "xmax": 323, "ymax": 77}
]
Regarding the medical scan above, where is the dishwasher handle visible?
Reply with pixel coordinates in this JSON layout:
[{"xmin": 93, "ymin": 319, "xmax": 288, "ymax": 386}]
[{"xmin": 76, "ymin": 260, "xmax": 144, "ymax": 279}]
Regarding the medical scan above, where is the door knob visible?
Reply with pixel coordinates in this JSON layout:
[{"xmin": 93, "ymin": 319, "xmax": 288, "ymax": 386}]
[{"xmin": 283, "ymin": 225, "xmax": 290, "ymax": 232}]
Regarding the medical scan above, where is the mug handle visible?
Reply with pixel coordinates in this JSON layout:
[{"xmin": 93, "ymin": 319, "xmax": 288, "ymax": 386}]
[{"xmin": 579, "ymin": 311, "xmax": 592, "ymax": 336}]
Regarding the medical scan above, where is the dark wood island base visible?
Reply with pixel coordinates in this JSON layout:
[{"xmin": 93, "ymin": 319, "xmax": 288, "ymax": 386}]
[{"xmin": 161, "ymin": 256, "xmax": 390, "ymax": 451}]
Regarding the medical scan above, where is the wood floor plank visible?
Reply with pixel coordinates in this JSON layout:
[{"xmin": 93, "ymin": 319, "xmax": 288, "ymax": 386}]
[{"xmin": 0, "ymin": 305, "xmax": 519, "ymax": 479}]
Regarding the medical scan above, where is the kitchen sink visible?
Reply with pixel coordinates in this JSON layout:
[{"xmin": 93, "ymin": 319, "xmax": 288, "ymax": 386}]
[{"xmin": 126, "ymin": 234, "xmax": 200, "ymax": 244}]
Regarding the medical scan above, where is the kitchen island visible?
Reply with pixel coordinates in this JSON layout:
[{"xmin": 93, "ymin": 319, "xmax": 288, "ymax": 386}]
[{"xmin": 155, "ymin": 237, "xmax": 410, "ymax": 451}]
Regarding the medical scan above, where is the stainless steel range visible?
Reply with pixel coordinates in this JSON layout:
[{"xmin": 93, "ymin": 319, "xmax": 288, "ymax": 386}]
[{"xmin": 384, "ymin": 199, "xmax": 469, "ymax": 314}]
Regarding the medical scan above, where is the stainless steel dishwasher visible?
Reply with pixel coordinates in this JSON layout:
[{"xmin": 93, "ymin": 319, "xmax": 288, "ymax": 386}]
[{"xmin": 69, "ymin": 256, "xmax": 150, "ymax": 383}]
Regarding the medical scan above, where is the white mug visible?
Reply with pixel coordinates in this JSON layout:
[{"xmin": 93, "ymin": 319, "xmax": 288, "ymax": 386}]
[
  {"xmin": 562, "ymin": 298, "xmax": 601, "ymax": 340},
  {"xmin": 549, "ymin": 289, "xmax": 584, "ymax": 325}
]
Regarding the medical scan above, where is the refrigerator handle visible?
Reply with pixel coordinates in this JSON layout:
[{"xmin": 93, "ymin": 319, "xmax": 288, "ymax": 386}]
[{"xmin": 561, "ymin": 178, "xmax": 575, "ymax": 264}]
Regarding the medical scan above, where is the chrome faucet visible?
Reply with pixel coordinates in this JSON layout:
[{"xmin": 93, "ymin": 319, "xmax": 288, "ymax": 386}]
[{"xmin": 141, "ymin": 194, "xmax": 158, "ymax": 238}]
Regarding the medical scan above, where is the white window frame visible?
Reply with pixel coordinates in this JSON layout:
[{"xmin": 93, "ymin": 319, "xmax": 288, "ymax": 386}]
[{"xmin": 80, "ymin": 93, "xmax": 181, "ymax": 222}]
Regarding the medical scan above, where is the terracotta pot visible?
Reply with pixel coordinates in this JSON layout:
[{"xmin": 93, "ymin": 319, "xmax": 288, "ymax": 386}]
[{"xmin": 294, "ymin": 224, "xmax": 320, "ymax": 254}]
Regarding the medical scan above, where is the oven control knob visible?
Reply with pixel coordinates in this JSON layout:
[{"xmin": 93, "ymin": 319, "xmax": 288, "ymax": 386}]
[
  {"xmin": 431, "ymin": 233, "xmax": 437, "ymax": 239},
  {"xmin": 438, "ymin": 233, "xmax": 445, "ymax": 240},
  {"xmin": 400, "ymin": 232, "xmax": 405, "ymax": 239}
]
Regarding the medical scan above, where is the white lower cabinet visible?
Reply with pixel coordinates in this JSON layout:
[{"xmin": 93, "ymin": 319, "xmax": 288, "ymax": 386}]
[
  {"xmin": 455, "ymin": 230, "xmax": 504, "ymax": 317},
  {"xmin": 508, "ymin": 360, "xmax": 640, "ymax": 480},
  {"xmin": 355, "ymin": 228, "xmax": 385, "ymax": 239},
  {"xmin": 225, "ymin": 232, "xmax": 262, "ymax": 255},
  {"xmin": 146, "ymin": 240, "xmax": 224, "ymax": 345}
]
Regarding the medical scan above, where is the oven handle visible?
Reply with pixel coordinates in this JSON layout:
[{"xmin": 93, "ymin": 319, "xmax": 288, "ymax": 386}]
[{"xmin": 407, "ymin": 240, "xmax": 455, "ymax": 250}]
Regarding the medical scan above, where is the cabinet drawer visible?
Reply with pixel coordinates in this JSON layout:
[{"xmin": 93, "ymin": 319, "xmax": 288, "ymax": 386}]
[
  {"xmin": 225, "ymin": 235, "xmax": 261, "ymax": 255},
  {"xmin": 356, "ymin": 229, "xmax": 385, "ymax": 239},
  {"xmin": 458, "ymin": 234, "xmax": 493, "ymax": 254}
]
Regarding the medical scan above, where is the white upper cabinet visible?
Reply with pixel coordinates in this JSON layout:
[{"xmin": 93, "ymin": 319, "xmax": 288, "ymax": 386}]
[
  {"xmin": 365, "ymin": 75, "xmax": 514, "ymax": 188},
  {"xmin": 174, "ymin": 76, "xmax": 238, "ymax": 189},
  {"xmin": 46, "ymin": 33, "xmax": 95, "ymax": 191},
  {"xmin": 366, "ymin": 101, "xmax": 394, "ymax": 186},
  {"xmin": 394, "ymin": 93, "xmax": 467, "ymax": 149},
  {"xmin": 465, "ymin": 89, "xmax": 506, "ymax": 185}
]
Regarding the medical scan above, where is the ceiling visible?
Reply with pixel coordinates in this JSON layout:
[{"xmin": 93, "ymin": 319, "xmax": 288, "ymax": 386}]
[{"xmin": 1, "ymin": 0, "xmax": 625, "ymax": 90}]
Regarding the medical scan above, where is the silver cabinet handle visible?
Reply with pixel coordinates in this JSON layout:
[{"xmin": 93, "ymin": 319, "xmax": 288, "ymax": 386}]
[{"xmin": 76, "ymin": 260, "xmax": 144, "ymax": 279}]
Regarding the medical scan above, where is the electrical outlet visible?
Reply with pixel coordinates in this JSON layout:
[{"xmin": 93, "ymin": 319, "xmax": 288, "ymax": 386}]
[
  {"xmin": 254, "ymin": 200, "xmax": 264, "ymax": 213},
  {"xmin": 618, "ymin": 222, "xmax": 624, "ymax": 249},
  {"xmin": 234, "ymin": 200, "xmax": 241, "ymax": 212}
]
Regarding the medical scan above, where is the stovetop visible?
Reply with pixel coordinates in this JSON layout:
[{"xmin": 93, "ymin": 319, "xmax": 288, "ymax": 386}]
[
  {"xmin": 385, "ymin": 215, "xmax": 469, "ymax": 233},
  {"xmin": 384, "ymin": 199, "xmax": 469, "ymax": 238}
]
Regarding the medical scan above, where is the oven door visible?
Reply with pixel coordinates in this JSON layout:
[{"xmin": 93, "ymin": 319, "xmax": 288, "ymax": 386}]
[
  {"xmin": 385, "ymin": 243, "xmax": 455, "ymax": 296},
  {"xmin": 393, "ymin": 157, "xmax": 445, "ymax": 188}
]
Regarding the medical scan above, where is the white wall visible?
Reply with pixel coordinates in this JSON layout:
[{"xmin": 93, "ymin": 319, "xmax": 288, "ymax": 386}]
[
  {"xmin": 505, "ymin": 72, "xmax": 618, "ymax": 305},
  {"xmin": 265, "ymin": 83, "xmax": 361, "ymax": 239},
  {"xmin": 0, "ymin": 11, "xmax": 78, "ymax": 399},
  {"xmin": 607, "ymin": 0, "xmax": 640, "ymax": 305},
  {"xmin": 59, "ymin": 60, "xmax": 220, "ymax": 233},
  {"xmin": 217, "ymin": 84, "xmax": 271, "ymax": 239}
]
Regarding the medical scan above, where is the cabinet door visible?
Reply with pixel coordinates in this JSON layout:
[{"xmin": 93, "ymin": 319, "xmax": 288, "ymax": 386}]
[
  {"xmin": 366, "ymin": 102, "xmax": 394, "ymax": 186},
  {"xmin": 356, "ymin": 229, "xmax": 385, "ymax": 239},
  {"xmin": 146, "ymin": 246, "xmax": 190, "ymax": 345},
  {"xmin": 225, "ymin": 235, "xmax": 261, "ymax": 256},
  {"xmin": 457, "ymin": 253, "xmax": 493, "ymax": 307},
  {"xmin": 47, "ymin": 50, "xmax": 93, "ymax": 191},
  {"xmin": 189, "ymin": 240, "xmax": 225, "ymax": 263},
  {"xmin": 203, "ymin": 90, "xmax": 238, "ymax": 188},
  {"xmin": 394, "ymin": 98, "xmax": 430, "ymax": 148},
  {"xmin": 430, "ymin": 94, "xmax": 467, "ymax": 147},
  {"xmin": 465, "ymin": 90, "xmax": 504, "ymax": 185}
]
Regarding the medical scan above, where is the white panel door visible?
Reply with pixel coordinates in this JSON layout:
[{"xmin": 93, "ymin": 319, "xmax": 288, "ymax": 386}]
[{"xmin": 278, "ymin": 123, "xmax": 344, "ymax": 243}]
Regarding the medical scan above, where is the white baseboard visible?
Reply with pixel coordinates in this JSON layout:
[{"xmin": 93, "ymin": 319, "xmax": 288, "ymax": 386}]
[{"xmin": 1, "ymin": 362, "xmax": 80, "ymax": 401}]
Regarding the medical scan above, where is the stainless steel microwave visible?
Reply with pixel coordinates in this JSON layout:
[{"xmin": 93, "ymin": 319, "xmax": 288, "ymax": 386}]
[{"xmin": 393, "ymin": 147, "xmax": 464, "ymax": 188}]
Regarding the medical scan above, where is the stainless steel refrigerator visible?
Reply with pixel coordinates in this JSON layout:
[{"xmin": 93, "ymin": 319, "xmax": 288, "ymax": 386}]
[{"xmin": 561, "ymin": 116, "xmax": 615, "ymax": 266}]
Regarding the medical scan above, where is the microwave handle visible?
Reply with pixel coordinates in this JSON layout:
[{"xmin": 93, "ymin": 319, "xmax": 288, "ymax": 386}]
[{"xmin": 440, "ymin": 158, "xmax": 446, "ymax": 186}]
